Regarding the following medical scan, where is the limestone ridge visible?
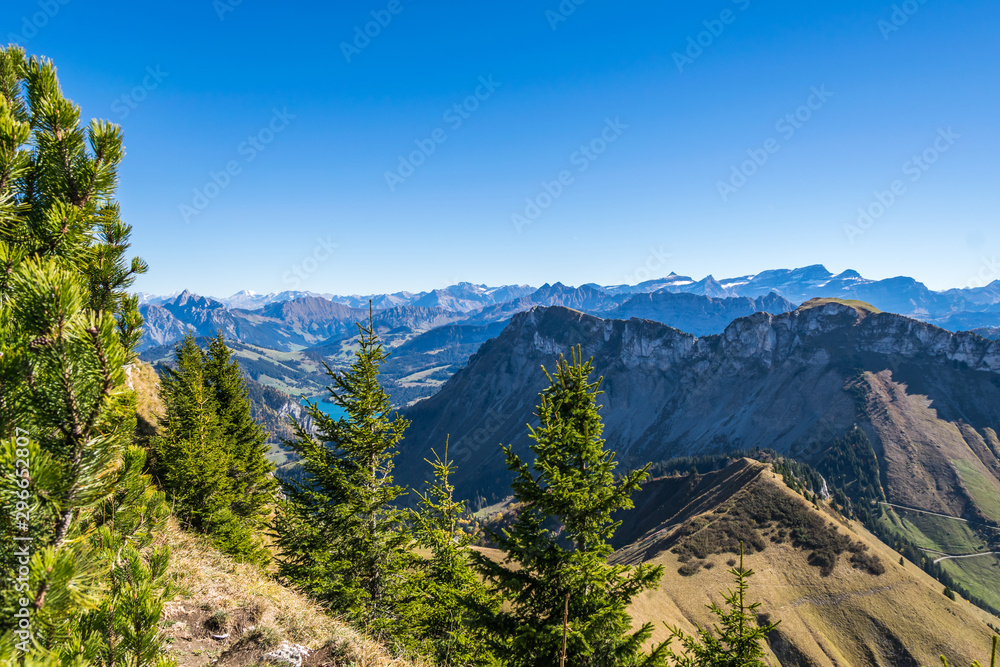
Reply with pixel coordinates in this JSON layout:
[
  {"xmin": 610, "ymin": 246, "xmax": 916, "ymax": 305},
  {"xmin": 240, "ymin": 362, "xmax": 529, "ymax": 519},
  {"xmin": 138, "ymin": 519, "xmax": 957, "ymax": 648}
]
[{"xmin": 399, "ymin": 300, "xmax": 1000, "ymax": 515}]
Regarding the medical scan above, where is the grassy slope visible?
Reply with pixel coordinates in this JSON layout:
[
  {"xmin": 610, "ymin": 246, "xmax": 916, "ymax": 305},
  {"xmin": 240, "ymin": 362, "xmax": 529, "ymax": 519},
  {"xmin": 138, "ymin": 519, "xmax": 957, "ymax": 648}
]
[
  {"xmin": 130, "ymin": 360, "xmax": 413, "ymax": 666},
  {"xmin": 858, "ymin": 370, "xmax": 1000, "ymax": 615},
  {"xmin": 798, "ymin": 298, "xmax": 883, "ymax": 314},
  {"xmin": 128, "ymin": 361, "xmax": 165, "ymax": 437},
  {"xmin": 158, "ymin": 518, "xmax": 415, "ymax": 667},
  {"xmin": 877, "ymin": 508, "xmax": 1000, "ymax": 614},
  {"xmin": 615, "ymin": 462, "xmax": 1000, "ymax": 667}
]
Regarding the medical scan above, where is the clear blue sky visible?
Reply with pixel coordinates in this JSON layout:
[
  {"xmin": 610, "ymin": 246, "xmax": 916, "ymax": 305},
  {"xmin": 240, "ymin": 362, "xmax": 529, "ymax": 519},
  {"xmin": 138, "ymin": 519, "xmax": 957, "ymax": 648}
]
[{"xmin": 6, "ymin": 0, "xmax": 998, "ymax": 296}]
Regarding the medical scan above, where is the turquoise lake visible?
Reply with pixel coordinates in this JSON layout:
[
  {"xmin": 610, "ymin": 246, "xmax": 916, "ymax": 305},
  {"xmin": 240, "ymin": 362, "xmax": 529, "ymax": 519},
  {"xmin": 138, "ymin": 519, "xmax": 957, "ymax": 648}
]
[{"xmin": 301, "ymin": 397, "xmax": 347, "ymax": 421}]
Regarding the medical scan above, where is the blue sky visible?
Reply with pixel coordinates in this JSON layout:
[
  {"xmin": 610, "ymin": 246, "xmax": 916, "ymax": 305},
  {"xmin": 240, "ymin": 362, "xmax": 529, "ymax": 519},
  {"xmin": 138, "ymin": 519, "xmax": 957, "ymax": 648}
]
[{"xmin": 5, "ymin": 0, "xmax": 999, "ymax": 296}]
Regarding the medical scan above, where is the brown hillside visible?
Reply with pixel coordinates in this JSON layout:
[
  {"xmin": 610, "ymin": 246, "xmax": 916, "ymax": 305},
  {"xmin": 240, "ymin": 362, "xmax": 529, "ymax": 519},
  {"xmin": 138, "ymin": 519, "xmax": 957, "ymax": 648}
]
[
  {"xmin": 614, "ymin": 461, "xmax": 1000, "ymax": 667},
  {"xmin": 159, "ymin": 518, "xmax": 416, "ymax": 666}
]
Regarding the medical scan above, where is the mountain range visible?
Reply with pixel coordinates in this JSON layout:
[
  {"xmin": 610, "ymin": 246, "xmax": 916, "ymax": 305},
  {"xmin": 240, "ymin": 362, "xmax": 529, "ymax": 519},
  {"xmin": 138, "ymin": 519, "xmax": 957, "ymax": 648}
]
[
  {"xmin": 141, "ymin": 264, "xmax": 1000, "ymax": 327},
  {"xmin": 138, "ymin": 265, "xmax": 1000, "ymax": 409}
]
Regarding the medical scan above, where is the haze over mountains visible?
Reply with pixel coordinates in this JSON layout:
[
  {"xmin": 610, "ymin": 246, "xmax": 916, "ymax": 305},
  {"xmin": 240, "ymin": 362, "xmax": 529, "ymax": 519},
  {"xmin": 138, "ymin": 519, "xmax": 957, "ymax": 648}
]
[
  {"xmin": 140, "ymin": 264, "xmax": 1000, "ymax": 329},
  {"xmin": 140, "ymin": 264, "xmax": 1000, "ymax": 353},
  {"xmin": 138, "ymin": 263, "xmax": 1000, "ymax": 415}
]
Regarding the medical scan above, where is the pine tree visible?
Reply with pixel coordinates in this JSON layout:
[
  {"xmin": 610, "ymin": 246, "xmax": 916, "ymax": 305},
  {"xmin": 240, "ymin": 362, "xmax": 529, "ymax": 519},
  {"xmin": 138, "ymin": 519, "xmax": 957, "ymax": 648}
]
[
  {"xmin": 0, "ymin": 46, "xmax": 173, "ymax": 664},
  {"xmin": 77, "ymin": 445, "xmax": 174, "ymax": 666},
  {"xmin": 274, "ymin": 313, "xmax": 418, "ymax": 647},
  {"xmin": 664, "ymin": 543, "xmax": 778, "ymax": 667},
  {"xmin": 412, "ymin": 441, "xmax": 499, "ymax": 665},
  {"xmin": 473, "ymin": 347, "xmax": 667, "ymax": 666}
]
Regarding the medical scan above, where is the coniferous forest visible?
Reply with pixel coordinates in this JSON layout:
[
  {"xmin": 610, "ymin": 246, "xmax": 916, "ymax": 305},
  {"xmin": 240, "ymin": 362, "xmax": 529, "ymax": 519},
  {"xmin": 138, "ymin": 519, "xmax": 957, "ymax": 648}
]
[{"xmin": 1, "ymin": 30, "xmax": 1000, "ymax": 667}]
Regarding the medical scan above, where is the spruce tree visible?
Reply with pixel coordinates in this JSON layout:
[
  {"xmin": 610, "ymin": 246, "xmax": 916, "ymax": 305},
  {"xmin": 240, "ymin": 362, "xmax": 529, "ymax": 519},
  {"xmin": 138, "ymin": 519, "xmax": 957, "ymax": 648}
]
[
  {"xmin": 274, "ymin": 314, "xmax": 418, "ymax": 647},
  {"xmin": 664, "ymin": 544, "xmax": 778, "ymax": 667},
  {"xmin": 154, "ymin": 334, "xmax": 271, "ymax": 565},
  {"xmin": 156, "ymin": 335, "xmax": 231, "ymax": 531},
  {"xmin": 204, "ymin": 333, "xmax": 277, "ymax": 522},
  {"xmin": 0, "ymin": 46, "xmax": 173, "ymax": 664},
  {"xmin": 412, "ymin": 442, "xmax": 499, "ymax": 665},
  {"xmin": 474, "ymin": 347, "xmax": 667, "ymax": 666}
]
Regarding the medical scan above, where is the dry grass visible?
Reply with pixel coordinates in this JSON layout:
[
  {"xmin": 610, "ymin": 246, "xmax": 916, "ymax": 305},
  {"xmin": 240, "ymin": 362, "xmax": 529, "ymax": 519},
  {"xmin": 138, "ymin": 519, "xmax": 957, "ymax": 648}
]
[
  {"xmin": 127, "ymin": 361, "xmax": 165, "ymax": 433},
  {"xmin": 158, "ymin": 517, "xmax": 417, "ymax": 666},
  {"xmin": 798, "ymin": 297, "xmax": 882, "ymax": 314},
  {"xmin": 618, "ymin": 468, "xmax": 1000, "ymax": 667}
]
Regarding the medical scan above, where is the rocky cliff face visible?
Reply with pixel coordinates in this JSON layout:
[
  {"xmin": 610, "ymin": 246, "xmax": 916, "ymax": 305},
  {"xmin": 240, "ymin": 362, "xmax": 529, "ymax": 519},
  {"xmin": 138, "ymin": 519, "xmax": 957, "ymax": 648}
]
[{"xmin": 399, "ymin": 301, "xmax": 1000, "ymax": 522}]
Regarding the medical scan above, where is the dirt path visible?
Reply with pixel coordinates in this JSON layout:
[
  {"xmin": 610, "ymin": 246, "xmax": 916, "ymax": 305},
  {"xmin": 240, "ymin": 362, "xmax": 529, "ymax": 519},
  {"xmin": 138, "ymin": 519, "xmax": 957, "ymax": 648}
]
[
  {"xmin": 932, "ymin": 551, "xmax": 1000, "ymax": 565},
  {"xmin": 878, "ymin": 502, "xmax": 969, "ymax": 522}
]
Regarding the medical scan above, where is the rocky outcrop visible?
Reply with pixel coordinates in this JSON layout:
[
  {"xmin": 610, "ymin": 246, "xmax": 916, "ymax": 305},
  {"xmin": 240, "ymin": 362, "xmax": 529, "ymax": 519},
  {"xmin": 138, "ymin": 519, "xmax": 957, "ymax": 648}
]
[{"xmin": 399, "ymin": 301, "xmax": 1000, "ymax": 517}]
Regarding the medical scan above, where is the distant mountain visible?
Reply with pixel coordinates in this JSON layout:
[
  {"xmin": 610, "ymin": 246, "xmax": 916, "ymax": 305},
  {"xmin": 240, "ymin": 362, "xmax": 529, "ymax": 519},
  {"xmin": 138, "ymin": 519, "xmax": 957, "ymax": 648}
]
[
  {"xmin": 401, "ymin": 301, "xmax": 1000, "ymax": 506},
  {"xmin": 217, "ymin": 289, "xmax": 340, "ymax": 309},
  {"xmin": 140, "ymin": 293, "xmax": 365, "ymax": 351},
  {"xmin": 608, "ymin": 291, "xmax": 795, "ymax": 336},
  {"xmin": 626, "ymin": 264, "xmax": 1000, "ymax": 325},
  {"xmin": 139, "ymin": 292, "xmax": 468, "ymax": 351},
  {"xmin": 602, "ymin": 272, "xmax": 703, "ymax": 296},
  {"xmin": 399, "ymin": 300, "xmax": 1000, "ymax": 612},
  {"xmin": 202, "ymin": 282, "xmax": 535, "ymax": 313},
  {"xmin": 141, "ymin": 265, "xmax": 1000, "ymax": 333},
  {"xmin": 969, "ymin": 327, "xmax": 1000, "ymax": 340},
  {"xmin": 461, "ymin": 282, "xmax": 629, "ymax": 325},
  {"xmin": 409, "ymin": 282, "xmax": 535, "ymax": 312}
]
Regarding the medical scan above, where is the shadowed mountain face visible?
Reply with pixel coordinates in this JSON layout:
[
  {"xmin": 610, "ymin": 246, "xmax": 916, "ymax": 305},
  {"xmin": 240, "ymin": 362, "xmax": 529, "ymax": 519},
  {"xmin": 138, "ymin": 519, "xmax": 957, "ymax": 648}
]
[{"xmin": 399, "ymin": 301, "xmax": 1000, "ymax": 524}]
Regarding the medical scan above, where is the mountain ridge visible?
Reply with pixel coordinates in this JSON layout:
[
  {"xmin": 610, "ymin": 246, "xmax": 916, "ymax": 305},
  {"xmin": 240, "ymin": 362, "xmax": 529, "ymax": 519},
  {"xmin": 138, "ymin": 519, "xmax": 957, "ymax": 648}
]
[{"xmin": 397, "ymin": 299, "xmax": 1000, "ymax": 616}]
